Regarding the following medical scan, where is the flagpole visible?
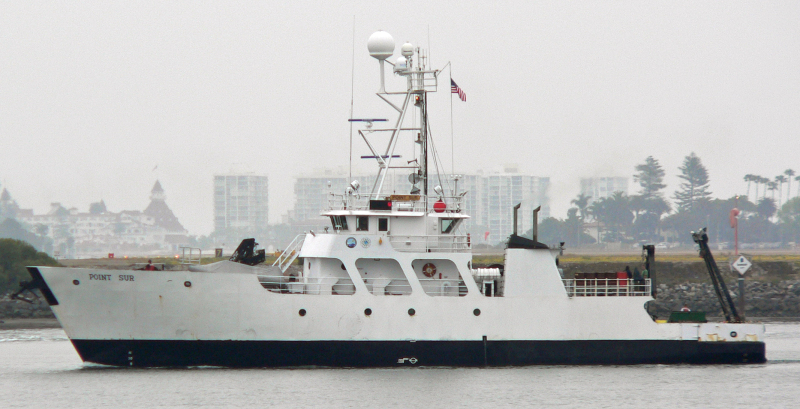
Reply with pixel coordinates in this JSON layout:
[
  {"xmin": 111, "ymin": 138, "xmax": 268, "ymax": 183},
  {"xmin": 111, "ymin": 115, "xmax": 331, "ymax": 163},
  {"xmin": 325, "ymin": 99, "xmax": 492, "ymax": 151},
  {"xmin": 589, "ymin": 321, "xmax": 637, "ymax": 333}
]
[{"xmin": 449, "ymin": 65, "xmax": 454, "ymax": 176}]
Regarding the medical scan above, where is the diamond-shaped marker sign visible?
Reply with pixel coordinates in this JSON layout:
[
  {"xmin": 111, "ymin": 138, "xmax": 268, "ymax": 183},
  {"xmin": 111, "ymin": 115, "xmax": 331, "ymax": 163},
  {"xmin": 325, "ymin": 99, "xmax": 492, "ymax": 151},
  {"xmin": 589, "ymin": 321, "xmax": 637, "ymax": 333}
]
[{"xmin": 732, "ymin": 256, "xmax": 752, "ymax": 275}]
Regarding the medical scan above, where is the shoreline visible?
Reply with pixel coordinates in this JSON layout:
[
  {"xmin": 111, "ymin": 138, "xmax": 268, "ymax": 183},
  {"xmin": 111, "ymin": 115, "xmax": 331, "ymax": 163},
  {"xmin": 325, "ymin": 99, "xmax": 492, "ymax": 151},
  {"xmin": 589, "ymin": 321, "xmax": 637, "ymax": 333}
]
[{"xmin": 0, "ymin": 318, "xmax": 61, "ymax": 330}]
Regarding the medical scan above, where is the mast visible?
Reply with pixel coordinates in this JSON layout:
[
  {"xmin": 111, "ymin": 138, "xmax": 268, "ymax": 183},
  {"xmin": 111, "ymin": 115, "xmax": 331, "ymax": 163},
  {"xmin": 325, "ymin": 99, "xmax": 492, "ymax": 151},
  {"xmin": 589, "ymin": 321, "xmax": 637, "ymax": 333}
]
[
  {"xmin": 420, "ymin": 89, "xmax": 428, "ymax": 200},
  {"xmin": 363, "ymin": 31, "xmax": 440, "ymax": 202}
]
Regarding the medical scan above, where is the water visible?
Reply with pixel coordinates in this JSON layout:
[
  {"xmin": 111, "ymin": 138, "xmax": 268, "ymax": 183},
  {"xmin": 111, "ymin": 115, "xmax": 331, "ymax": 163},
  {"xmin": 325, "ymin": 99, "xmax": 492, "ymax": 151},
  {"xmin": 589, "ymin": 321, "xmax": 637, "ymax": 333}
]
[{"xmin": 2, "ymin": 325, "xmax": 800, "ymax": 408}]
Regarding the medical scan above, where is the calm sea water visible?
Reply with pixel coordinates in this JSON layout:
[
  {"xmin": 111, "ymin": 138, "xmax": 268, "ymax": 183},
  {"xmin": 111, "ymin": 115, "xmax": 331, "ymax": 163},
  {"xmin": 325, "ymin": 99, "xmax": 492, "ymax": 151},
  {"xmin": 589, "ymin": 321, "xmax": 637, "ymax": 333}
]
[{"xmin": 2, "ymin": 324, "xmax": 799, "ymax": 409}]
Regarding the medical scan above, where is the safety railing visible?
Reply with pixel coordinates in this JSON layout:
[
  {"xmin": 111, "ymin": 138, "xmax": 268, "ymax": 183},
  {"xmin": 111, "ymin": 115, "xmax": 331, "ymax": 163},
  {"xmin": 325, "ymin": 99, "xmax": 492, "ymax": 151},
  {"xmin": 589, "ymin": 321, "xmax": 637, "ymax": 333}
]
[
  {"xmin": 272, "ymin": 234, "xmax": 305, "ymax": 273},
  {"xmin": 179, "ymin": 247, "xmax": 202, "ymax": 264},
  {"xmin": 257, "ymin": 274, "xmax": 356, "ymax": 295},
  {"xmin": 418, "ymin": 278, "xmax": 468, "ymax": 297},
  {"xmin": 363, "ymin": 277, "xmax": 412, "ymax": 296},
  {"xmin": 389, "ymin": 235, "xmax": 470, "ymax": 253},
  {"xmin": 410, "ymin": 70, "xmax": 438, "ymax": 92},
  {"xmin": 361, "ymin": 277, "xmax": 467, "ymax": 296},
  {"xmin": 562, "ymin": 278, "xmax": 651, "ymax": 297},
  {"xmin": 326, "ymin": 193, "xmax": 464, "ymax": 213}
]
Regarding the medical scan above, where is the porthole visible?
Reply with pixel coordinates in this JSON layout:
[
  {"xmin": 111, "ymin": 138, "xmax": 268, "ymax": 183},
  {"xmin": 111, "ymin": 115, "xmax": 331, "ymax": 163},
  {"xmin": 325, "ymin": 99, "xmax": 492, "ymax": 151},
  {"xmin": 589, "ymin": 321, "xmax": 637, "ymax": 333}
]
[
  {"xmin": 364, "ymin": 308, "xmax": 372, "ymax": 316},
  {"xmin": 184, "ymin": 281, "xmax": 192, "ymax": 288},
  {"xmin": 473, "ymin": 308, "xmax": 481, "ymax": 316},
  {"xmin": 299, "ymin": 309, "xmax": 307, "ymax": 316},
  {"xmin": 408, "ymin": 308, "xmax": 415, "ymax": 316},
  {"xmin": 73, "ymin": 280, "xmax": 80, "ymax": 285},
  {"xmin": 730, "ymin": 331, "xmax": 738, "ymax": 338}
]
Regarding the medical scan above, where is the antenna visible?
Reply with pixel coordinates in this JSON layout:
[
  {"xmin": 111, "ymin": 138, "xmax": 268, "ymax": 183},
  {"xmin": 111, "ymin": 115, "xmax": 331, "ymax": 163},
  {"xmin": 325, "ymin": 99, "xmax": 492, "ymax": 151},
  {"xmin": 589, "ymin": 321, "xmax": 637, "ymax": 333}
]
[{"xmin": 349, "ymin": 16, "xmax": 356, "ymax": 184}]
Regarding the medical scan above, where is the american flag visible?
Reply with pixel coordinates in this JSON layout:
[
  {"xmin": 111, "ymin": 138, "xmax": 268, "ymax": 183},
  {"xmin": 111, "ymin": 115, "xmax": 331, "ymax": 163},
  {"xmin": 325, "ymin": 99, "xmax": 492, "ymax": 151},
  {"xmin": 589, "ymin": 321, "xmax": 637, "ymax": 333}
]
[{"xmin": 451, "ymin": 79, "xmax": 466, "ymax": 102}]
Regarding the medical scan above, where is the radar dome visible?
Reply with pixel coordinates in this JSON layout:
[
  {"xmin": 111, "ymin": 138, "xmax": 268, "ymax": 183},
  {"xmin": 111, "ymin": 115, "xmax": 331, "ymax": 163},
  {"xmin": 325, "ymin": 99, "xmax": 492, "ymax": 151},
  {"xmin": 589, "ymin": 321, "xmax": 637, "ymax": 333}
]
[
  {"xmin": 394, "ymin": 56, "xmax": 407, "ymax": 73},
  {"xmin": 368, "ymin": 31, "xmax": 395, "ymax": 60},
  {"xmin": 401, "ymin": 42, "xmax": 414, "ymax": 58}
]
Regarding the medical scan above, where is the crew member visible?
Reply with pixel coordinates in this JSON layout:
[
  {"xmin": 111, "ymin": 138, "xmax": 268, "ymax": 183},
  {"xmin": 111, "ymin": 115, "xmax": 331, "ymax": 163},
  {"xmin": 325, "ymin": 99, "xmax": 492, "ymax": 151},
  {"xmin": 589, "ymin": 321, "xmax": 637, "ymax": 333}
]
[
  {"xmin": 680, "ymin": 303, "xmax": 691, "ymax": 312},
  {"xmin": 145, "ymin": 260, "xmax": 157, "ymax": 271},
  {"xmin": 633, "ymin": 267, "xmax": 644, "ymax": 292}
]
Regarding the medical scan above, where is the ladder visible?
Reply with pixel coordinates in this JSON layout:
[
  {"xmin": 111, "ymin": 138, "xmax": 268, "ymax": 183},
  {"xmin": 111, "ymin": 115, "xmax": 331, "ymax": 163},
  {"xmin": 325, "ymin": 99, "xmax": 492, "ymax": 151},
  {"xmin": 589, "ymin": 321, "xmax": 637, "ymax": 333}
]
[{"xmin": 272, "ymin": 234, "xmax": 306, "ymax": 273}]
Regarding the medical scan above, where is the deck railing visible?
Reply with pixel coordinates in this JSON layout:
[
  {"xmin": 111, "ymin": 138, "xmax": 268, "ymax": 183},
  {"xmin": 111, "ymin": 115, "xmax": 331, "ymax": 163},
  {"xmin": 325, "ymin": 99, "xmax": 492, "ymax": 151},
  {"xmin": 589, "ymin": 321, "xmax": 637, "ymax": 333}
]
[
  {"xmin": 418, "ymin": 278, "xmax": 468, "ymax": 297},
  {"xmin": 389, "ymin": 235, "xmax": 470, "ymax": 253},
  {"xmin": 179, "ymin": 247, "xmax": 202, "ymax": 264},
  {"xmin": 362, "ymin": 277, "xmax": 468, "ymax": 296},
  {"xmin": 326, "ymin": 194, "xmax": 464, "ymax": 213},
  {"xmin": 257, "ymin": 275, "xmax": 356, "ymax": 295},
  {"xmin": 562, "ymin": 278, "xmax": 651, "ymax": 297},
  {"xmin": 363, "ymin": 277, "xmax": 412, "ymax": 296}
]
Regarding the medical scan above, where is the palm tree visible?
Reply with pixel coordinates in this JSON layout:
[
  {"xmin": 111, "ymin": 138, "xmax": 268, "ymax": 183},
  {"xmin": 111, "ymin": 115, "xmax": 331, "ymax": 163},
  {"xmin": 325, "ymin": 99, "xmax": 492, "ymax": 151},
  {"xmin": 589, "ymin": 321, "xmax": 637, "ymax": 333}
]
[
  {"xmin": 760, "ymin": 176, "xmax": 771, "ymax": 199},
  {"xmin": 744, "ymin": 174, "xmax": 754, "ymax": 199},
  {"xmin": 752, "ymin": 175, "xmax": 761, "ymax": 203},
  {"xmin": 570, "ymin": 193, "xmax": 592, "ymax": 248},
  {"xmin": 767, "ymin": 181, "xmax": 778, "ymax": 201},
  {"xmin": 588, "ymin": 199, "xmax": 606, "ymax": 243},
  {"xmin": 786, "ymin": 169, "xmax": 796, "ymax": 198},
  {"xmin": 776, "ymin": 175, "xmax": 787, "ymax": 207},
  {"xmin": 570, "ymin": 193, "xmax": 592, "ymax": 221},
  {"xmin": 796, "ymin": 175, "xmax": 800, "ymax": 197}
]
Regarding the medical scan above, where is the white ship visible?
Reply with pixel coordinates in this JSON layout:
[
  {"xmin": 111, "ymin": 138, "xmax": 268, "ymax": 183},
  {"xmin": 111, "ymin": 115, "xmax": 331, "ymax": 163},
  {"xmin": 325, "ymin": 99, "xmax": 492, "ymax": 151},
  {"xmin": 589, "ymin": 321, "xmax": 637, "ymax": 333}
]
[{"xmin": 22, "ymin": 31, "xmax": 764, "ymax": 367}]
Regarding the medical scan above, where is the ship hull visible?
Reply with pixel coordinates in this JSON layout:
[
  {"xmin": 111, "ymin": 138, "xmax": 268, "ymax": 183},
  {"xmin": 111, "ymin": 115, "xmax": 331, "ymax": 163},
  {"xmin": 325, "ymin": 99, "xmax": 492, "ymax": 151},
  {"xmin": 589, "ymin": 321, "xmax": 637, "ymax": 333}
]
[
  {"xmin": 29, "ymin": 264, "xmax": 767, "ymax": 368},
  {"xmin": 72, "ymin": 338, "xmax": 765, "ymax": 367}
]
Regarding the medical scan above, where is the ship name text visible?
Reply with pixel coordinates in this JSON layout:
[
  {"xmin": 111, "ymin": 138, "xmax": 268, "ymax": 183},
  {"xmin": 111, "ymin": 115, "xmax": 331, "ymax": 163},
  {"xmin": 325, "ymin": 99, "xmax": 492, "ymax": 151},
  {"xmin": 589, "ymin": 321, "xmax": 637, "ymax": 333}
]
[{"xmin": 87, "ymin": 274, "xmax": 135, "ymax": 281}]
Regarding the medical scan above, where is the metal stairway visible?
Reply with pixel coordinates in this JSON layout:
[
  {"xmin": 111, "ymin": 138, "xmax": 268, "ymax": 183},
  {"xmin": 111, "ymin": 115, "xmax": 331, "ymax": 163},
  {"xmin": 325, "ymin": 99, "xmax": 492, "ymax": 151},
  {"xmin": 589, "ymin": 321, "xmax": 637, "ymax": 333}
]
[{"xmin": 272, "ymin": 234, "xmax": 305, "ymax": 273}]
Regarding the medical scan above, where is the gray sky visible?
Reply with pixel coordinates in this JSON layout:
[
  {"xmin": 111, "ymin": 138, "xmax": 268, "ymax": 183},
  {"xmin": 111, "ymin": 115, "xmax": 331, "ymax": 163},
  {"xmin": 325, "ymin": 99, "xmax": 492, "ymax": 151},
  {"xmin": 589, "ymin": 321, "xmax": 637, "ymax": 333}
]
[{"xmin": 2, "ymin": 1, "xmax": 799, "ymax": 235}]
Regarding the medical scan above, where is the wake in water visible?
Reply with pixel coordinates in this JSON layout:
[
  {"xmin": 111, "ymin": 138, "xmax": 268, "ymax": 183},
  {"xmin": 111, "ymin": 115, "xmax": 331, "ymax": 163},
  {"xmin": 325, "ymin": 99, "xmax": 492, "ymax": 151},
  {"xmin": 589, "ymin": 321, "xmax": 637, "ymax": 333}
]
[{"xmin": 0, "ymin": 328, "xmax": 69, "ymax": 342}]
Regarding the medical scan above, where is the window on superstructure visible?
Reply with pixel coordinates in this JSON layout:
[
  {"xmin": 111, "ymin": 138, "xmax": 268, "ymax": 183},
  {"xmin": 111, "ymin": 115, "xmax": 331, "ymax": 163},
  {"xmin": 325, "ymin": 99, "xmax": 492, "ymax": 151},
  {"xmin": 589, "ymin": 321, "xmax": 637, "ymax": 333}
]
[
  {"xmin": 356, "ymin": 216, "xmax": 369, "ymax": 231},
  {"xmin": 330, "ymin": 216, "xmax": 348, "ymax": 232},
  {"xmin": 378, "ymin": 218, "xmax": 388, "ymax": 232},
  {"xmin": 440, "ymin": 218, "xmax": 458, "ymax": 234}
]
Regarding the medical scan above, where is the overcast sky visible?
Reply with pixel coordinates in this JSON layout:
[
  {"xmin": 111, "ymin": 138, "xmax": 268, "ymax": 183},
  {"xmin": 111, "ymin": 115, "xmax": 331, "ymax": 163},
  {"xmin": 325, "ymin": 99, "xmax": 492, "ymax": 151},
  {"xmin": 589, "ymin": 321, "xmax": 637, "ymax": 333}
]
[{"xmin": 2, "ymin": 1, "xmax": 799, "ymax": 235}]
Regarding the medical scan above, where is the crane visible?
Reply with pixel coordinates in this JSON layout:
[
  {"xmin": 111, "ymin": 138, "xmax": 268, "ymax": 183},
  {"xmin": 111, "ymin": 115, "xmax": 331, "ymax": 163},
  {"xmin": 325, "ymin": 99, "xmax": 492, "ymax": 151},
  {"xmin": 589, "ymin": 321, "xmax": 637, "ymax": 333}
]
[{"xmin": 691, "ymin": 228, "xmax": 742, "ymax": 323}]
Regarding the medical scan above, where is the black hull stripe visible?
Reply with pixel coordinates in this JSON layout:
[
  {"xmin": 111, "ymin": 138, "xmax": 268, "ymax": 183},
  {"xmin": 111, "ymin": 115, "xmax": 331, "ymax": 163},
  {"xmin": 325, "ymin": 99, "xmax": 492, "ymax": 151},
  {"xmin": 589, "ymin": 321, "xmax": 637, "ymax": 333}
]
[{"xmin": 70, "ymin": 339, "xmax": 766, "ymax": 367}]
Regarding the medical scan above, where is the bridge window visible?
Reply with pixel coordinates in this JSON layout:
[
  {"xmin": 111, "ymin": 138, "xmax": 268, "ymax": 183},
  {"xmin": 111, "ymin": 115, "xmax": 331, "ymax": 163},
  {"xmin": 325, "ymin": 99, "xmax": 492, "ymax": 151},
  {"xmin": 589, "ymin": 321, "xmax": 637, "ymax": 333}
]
[
  {"xmin": 440, "ymin": 218, "xmax": 458, "ymax": 234},
  {"xmin": 356, "ymin": 216, "xmax": 369, "ymax": 231},
  {"xmin": 330, "ymin": 216, "xmax": 348, "ymax": 232}
]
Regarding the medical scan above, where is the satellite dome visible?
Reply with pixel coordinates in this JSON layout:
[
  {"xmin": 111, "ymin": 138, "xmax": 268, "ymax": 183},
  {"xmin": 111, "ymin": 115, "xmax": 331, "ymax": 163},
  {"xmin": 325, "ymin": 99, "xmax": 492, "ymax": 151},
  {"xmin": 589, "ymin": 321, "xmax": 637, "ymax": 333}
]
[
  {"xmin": 401, "ymin": 42, "xmax": 414, "ymax": 58},
  {"xmin": 368, "ymin": 31, "xmax": 395, "ymax": 60},
  {"xmin": 394, "ymin": 56, "xmax": 407, "ymax": 72}
]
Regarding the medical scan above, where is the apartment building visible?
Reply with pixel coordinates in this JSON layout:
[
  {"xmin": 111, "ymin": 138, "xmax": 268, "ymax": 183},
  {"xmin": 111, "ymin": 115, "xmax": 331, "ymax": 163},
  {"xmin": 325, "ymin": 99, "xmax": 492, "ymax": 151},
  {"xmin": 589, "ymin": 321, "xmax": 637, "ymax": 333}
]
[
  {"xmin": 290, "ymin": 167, "xmax": 550, "ymax": 244},
  {"xmin": 213, "ymin": 174, "xmax": 269, "ymax": 235},
  {"xmin": 579, "ymin": 177, "xmax": 629, "ymax": 203}
]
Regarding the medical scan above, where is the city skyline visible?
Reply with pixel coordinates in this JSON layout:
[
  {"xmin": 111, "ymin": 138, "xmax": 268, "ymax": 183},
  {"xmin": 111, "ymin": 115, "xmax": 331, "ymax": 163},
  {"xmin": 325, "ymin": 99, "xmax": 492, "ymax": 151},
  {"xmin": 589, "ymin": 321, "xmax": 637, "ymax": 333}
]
[
  {"xmin": 2, "ymin": 2, "xmax": 799, "ymax": 235},
  {"xmin": 5, "ymin": 162, "xmax": 800, "ymax": 238}
]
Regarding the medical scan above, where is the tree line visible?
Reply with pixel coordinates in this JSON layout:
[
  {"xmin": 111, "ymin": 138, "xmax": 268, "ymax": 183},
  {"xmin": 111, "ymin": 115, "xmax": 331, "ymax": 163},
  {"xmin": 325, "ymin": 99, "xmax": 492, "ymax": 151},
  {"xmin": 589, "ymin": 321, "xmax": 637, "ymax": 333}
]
[
  {"xmin": 534, "ymin": 154, "xmax": 800, "ymax": 247},
  {"xmin": 0, "ymin": 239, "xmax": 59, "ymax": 295}
]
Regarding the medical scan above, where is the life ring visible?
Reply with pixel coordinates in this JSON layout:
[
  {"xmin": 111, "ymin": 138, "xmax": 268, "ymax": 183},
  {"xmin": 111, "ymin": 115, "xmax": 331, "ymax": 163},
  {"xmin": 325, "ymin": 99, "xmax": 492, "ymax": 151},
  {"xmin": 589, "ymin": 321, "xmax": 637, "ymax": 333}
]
[
  {"xmin": 730, "ymin": 331, "xmax": 738, "ymax": 338},
  {"xmin": 422, "ymin": 263, "xmax": 437, "ymax": 278}
]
